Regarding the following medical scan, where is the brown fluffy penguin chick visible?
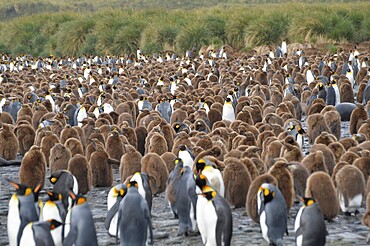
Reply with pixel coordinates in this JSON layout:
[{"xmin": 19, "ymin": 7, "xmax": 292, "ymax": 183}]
[
  {"xmin": 141, "ymin": 153, "xmax": 169, "ymax": 195},
  {"xmin": 161, "ymin": 152, "xmax": 177, "ymax": 173},
  {"xmin": 302, "ymin": 150, "xmax": 328, "ymax": 174},
  {"xmin": 15, "ymin": 123, "xmax": 35, "ymax": 156},
  {"xmin": 353, "ymin": 157, "xmax": 370, "ymax": 181},
  {"xmin": 147, "ymin": 133, "xmax": 168, "ymax": 156},
  {"xmin": 49, "ymin": 143, "xmax": 72, "ymax": 173},
  {"xmin": 340, "ymin": 151, "xmax": 360, "ymax": 165},
  {"xmin": 68, "ymin": 154, "xmax": 92, "ymax": 194},
  {"xmin": 328, "ymin": 142, "xmax": 346, "ymax": 163},
  {"xmin": 287, "ymin": 162, "xmax": 310, "ymax": 201},
  {"xmin": 268, "ymin": 160, "xmax": 295, "ymax": 212},
  {"xmin": 120, "ymin": 145, "xmax": 142, "ymax": 183},
  {"xmin": 19, "ymin": 145, "xmax": 46, "ymax": 189},
  {"xmin": 281, "ymin": 136, "xmax": 303, "ymax": 162},
  {"xmin": 60, "ymin": 126, "xmax": 80, "ymax": 144},
  {"xmin": 40, "ymin": 131, "xmax": 59, "ymax": 167},
  {"xmin": 89, "ymin": 142, "xmax": 119, "ymax": 187},
  {"xmin": 241, "ymin": 158, "xmax": 259, "ymax": 181},
  {"xmin": 331, "ymin": 161, "xmax": 350, "ymax": 187},
  {"xmin": 311, "ymin": 144, "xmax": 336, "ymax": 175},
  {"xmin": 305, "ymin": 171, "xmax": 339, "ymax": 220},
  {"xmin": 314, "ymin": 131, "xmax": 337, "ymax": 146},
  {"xmin": 358, "ymin": 120, "xmax": 370, "ymax": 140},
  {"xmin": 0, "ymin": 123, "xmax": 19, "ymax": 160},
  {"xmin": 324, "ymin": 110, "xmax": 341, "ymax": 140},
  {"xmin": 335, "ymin": 165, "xmax": 365, "ymax": 215},
  {"xmin": 246, "ymin": 173, "xmax": 278, "ymax": 223},
  {"xmin": 307, "ymin": 113, "xmax": 330, "ymax": 144},
  {"xmin": 105, "ymin": 130, "xmax": 124, "ymax": 161},
  {"xmin": 350, "ymin": 104, "xmax": 368, "ymax": 135},
  {"xmin": 223, "ymin": 157, "xmax": 252, "ymax": 208},
  {"xmin": 64, "ymin": 137, "xmax": 84, "ymax": 157},
  {"xmin": 340, "ymin": 137, "xmax": 358, "ymax": 150}
]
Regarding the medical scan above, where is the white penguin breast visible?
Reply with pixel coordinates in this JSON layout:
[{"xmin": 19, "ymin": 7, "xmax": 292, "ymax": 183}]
[
  {"xmin": 294, "ymin": 206, "xmax": 305, "ymax": 232},
  {"xmin": 260, "ymin": 211, "xmax": 269, "ymax": 243},
  {"xmin": 196, "ymin": 196, "xmax": 208, "ymax": 244},
  {"xmin": 222, "ymin": 104, "xmax": 235, "ymax": 122},
  {"xmin": 8, "ymin": 195, "xmax": 21, "ymax": 246},
  {"xmin": 19, "ymin": 223, "xmax": 36, "ymax": 246},
  {"xmin": 109, "ymin": 213, "xmax": 119, "ymax": 238},
  {"xmin": 42, "ymin": 203, "xmax": 62, "ymax": 222},
  {"xmin": 200, "ymin": 200, "xmax": 217, "ymax": 246},
  {"xmin": 190, "ymin": 200, "xmax": 197, "ymax": 232}
]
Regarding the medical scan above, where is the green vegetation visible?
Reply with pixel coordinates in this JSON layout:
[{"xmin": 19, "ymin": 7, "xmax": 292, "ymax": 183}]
[{"xmin": 0, "ymin": 2, "xmax": 369, "ymax": 56}]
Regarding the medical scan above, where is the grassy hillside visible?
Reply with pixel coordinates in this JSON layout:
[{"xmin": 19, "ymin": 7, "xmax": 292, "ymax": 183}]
[{"xmin": 0, "ymin": 2, "xmax": 369, "ymax": 56}]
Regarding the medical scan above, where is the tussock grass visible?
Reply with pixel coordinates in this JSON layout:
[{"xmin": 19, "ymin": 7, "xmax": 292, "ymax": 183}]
[{"xmin": 0, "ymin": 2, "xmax": 369, "ymax": 56}]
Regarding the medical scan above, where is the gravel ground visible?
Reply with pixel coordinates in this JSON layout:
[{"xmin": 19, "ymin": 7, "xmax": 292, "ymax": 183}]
[{"xmin": 1, "ymin": 121, "xmax": 369, "ymax": 246}]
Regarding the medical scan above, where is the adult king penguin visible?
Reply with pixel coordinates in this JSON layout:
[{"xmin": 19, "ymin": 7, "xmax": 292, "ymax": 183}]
[
  {"xmin": 258, "ymin": 183, "xmax": 288, "ymax": 246},
  {"xmin": 197, "ymin": 186, "xmax": 232, "ymax": 246},
  {"xmin": 222, "ymin": 98, "xmax": 235, "ymax": 122},
  {"xmin": 294, "ymin": 197, "xmax": 327, "ymax": 246},
  {"xmin": 116, "ymin": 181, "xmax": 153, "ymax": 246},
  {"xmin": 63, "ymin": 193, "xmax": 98, "ymax": 246}
]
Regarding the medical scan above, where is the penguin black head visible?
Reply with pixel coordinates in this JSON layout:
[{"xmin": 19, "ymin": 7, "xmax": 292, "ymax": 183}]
[
  {"xmin": 46, "ymin": 190, "xmax": 62, "ymax": 201},
  {"xmin": 196, "ymin": 159, "xmax": 206, "ymax": 174},
  {"xmin": 48, "ymin": 219, "xmax": 63, "ymax": 230},
  {"xmin": 7, "ymin": 178, "xmax": 42, "ymax": 201},
  {"xmin": 298, "ymin": 127, "xmax": 306, "ymax": 135},
  {"xmin": 228, "ymin": 91, "xmax": 233, "ymax": 96},
  {"xmin": 201, "ymin": 186, "xmax": 217, "ymax": 201},
  {"xmin": 174, "ymin": 124, "xmax": 180, "ymax": 132},
  {"xmin": 128, "ymin": 180, "xmax": 139, "ymax": 189},
  {"xmin": 225, "ymin": 97, "xmax": 232, "ymax": 103},
  {"xmin": 7, "ymin": 178, "xmax": 33, "ymax": 197},
  {"xmin": 69, "ymin": 192, "xmax": 87, "ymax": 206},
  {"xmin": 139, "ymin": 95, "xmax": 144, "ymax": 101},
  {"xmin": 174, "ymin": 157, "xmax": 184, "ymax": 166},
  {"xmin": 200, "ymin": 98, "xmax": 205, "ymax": 103},
  {"xmin": 178, "ymin": 144, "xmax": 187, "ymax": 151},
  {"xmin": 259, "ymin": 186, "xmax": 275, "ymax": 204},
  {"xmin": 301, "ymin": 197, "xmax": 316, "ymax": 207}
]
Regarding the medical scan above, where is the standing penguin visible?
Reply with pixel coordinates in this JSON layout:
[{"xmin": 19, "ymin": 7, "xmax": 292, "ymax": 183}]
[
  {"xmin": 63, "ymin": 193, "xmax": 98, "ymax": 246},
  {"xmin": 116, "ymin": 181, "xmax": 153, "ymax": 246},
  {"xmin": 335, "ymin": 165, "xmax": 365, "ymax": 215},
  {"xmin": 222, "ymin": 98, "xmax": 235, "ymax": 122},
  {"xmin": 19, "ymin": 220, "xmax": 63, "ymax": 246},
  {"xmin": 105, "ymin": 183, "xmax": 127, "ymax": 237},
  {"xmin": 197, "ymin": 186, "xmax": 233, "ymax": 246},
  {"xmin": 258, "ymin": 183, "xmax": 288, "ymax": 246},
  {"xmin": 294, "ymin": 197, "xmax": 327, "ymax": 246},
  {"xmin": 166, "ymin": 158, "xmax": 184, "ymax": 218},
  {"xmin": 176, "ymin": 165, "xmax": 198, "ymax": 236},
  {"xmin": 7, "ymin": 179, "xmax": 41, "ymax": 246}
]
